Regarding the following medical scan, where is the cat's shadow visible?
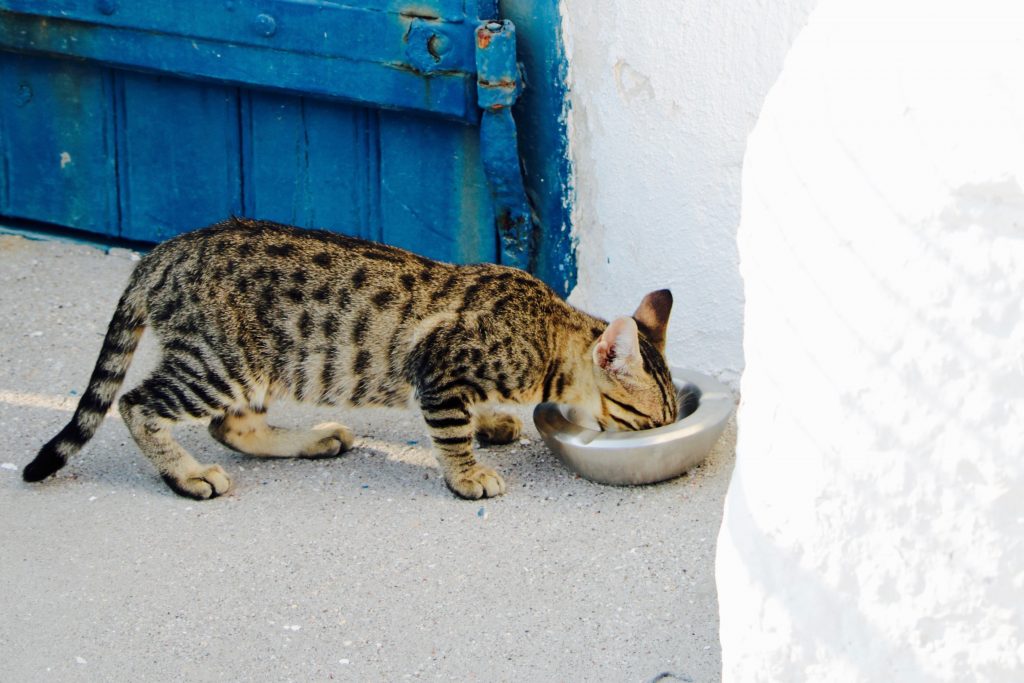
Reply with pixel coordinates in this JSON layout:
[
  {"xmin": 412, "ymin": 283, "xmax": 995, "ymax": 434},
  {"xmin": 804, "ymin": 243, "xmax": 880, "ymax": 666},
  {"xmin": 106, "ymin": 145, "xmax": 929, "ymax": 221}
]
[
  {"xmin": 15, "ymin": 404, "xmax": 568, "ymax": 503},
  {"xmin": 14, "ymin": 409, "xmax": 452, "ymax": 500},
  {"xmin": 214, "ymin": 441, "xmax": 452, "ymax": 500},
  {"xmin": 95, "ymin": 428, "xmax": 540, "ymax": 501}
]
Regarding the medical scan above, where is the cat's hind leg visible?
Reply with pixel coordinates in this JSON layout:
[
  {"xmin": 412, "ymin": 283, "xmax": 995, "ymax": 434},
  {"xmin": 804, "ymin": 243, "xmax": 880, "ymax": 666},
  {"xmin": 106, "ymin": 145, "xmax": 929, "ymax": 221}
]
[
  {"xmin": 473, "ymin": 407, "xmax": 523, "ymax": 446},
  {"xmin": 118, "ymin": 371, "xmax": 233, "ymax": 500},
  {"xmin": 208, "ymin": 409, "xmax": 354, "ymax": 459}
]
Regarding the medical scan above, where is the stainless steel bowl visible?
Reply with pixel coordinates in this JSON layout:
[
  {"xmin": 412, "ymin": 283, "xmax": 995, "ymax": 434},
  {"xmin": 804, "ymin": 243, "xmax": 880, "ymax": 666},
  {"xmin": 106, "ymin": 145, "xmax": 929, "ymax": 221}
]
[{"xmin": 532, "ymin": 368, "xmax": 734, "ymax": 486}]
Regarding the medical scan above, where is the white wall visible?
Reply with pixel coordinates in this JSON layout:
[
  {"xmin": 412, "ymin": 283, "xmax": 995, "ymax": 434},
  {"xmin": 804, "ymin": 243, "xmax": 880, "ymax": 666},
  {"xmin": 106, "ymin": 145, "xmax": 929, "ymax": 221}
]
[
  {"xmin": 560, "ymin": 0, "xmax": 818, "ymax": 386},
  {"xmin": 719, "ymin": 1, "xmax": 1024, "ymax": 680}
]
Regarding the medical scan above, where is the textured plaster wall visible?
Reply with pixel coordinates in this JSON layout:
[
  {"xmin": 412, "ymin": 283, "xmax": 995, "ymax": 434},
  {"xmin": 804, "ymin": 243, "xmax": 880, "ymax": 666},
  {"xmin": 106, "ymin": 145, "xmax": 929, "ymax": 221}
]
[
  {"xmin": 719, "ymin": 1, "xmax": 1024, "ymax": 680},
  {"xmin": 560, "ymin": 0, "xmax": 818, "ymax": 385}
]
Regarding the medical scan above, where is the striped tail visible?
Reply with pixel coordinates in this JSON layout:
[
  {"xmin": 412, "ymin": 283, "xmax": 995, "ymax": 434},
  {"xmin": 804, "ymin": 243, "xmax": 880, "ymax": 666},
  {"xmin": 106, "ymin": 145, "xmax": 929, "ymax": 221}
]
[{"xmin": 23, "ymin": 291, "xmax": 145, "ymax": 482}]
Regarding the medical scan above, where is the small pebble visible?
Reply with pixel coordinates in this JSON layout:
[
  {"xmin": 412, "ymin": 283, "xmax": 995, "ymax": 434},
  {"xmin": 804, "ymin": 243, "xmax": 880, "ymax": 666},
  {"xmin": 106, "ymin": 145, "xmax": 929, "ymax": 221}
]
[
  {"xmin": 361, "ymin": 484, "xmax": 369, "ymax": 489},
  {"xmin": 1, "ymin": 463, "xmax": 17, "ymax": 471},
  {"xmin": 339, "ymin": 659, "xmax": 350, "ymax": 665},
  {"xmin": 75, "ymin": 656, "xmax": 87, "ymax": 665},
  {"xmin": 406, "ymin": 440, "xmax": 418, "ymax": 445},
  {"xmin": 477, "ymin": 506, "xmax": 487, "ymax": 519},
  {"xmin": 519, "ymin": 438, "xmax": 530, "ymax": 446}
]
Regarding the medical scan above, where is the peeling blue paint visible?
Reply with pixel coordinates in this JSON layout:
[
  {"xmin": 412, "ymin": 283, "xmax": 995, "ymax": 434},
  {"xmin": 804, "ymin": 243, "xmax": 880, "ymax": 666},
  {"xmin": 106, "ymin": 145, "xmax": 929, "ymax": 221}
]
[{"xmin": 501, "ymin": 0, "xmax": 576, "ymax": 295}]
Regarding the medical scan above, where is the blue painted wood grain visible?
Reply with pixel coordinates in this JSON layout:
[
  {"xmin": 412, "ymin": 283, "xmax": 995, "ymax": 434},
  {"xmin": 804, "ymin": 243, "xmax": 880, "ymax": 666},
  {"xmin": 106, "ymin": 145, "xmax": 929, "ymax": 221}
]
[
  {"xmin": 0, "ymin": 54, "xmax": 118, "ymax": 235},
  {"xmin": 379, "ymin": 110, "xmax": 495, "ymax": 264},
  {"xmin": 242, "ymin": 90, "xmax": 495, "ymax": 266},
  {"xmin": 243, "ymin": 91, "xmax": 383, "ymax": 241},
  {"xmin": 116, "ymin": 73, "xmax": 243, "ymax": 242}
]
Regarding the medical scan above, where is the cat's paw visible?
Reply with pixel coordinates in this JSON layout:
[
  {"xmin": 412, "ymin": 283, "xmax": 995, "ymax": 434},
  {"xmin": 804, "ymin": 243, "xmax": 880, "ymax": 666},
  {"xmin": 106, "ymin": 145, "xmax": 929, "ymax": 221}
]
[
  {"xmin": 161, "ymin": 464, "xmax": 232, "ymax": 500},
  {"xmin": 300, "ymin": 423, "xmax": 355, "ymax": 459},
  {"xmin": 445, "ymin": 464, "xmax": 507, "ymax": 499},
  {"xmin": 475, "ymin": 412, "xmax": 522, "ymax": 446}
]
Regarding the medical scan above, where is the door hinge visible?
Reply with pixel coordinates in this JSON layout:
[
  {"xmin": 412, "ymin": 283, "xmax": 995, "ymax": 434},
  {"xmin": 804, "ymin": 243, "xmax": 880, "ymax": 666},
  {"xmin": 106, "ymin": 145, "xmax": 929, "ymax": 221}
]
[{"xmin": 475, "ymin": 19, "xmax": 535, "ymax": 271}]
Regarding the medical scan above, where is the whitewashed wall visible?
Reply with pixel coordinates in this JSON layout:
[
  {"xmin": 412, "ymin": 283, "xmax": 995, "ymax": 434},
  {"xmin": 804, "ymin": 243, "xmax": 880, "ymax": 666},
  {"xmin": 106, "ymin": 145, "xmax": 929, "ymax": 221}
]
[
  {"xmin": 718, "ymin": 1, "xmax": 1024, "ymax": 680},
  {"xmin": 560, "ymin": 0, "xmax": 818, "ymax": 386}
]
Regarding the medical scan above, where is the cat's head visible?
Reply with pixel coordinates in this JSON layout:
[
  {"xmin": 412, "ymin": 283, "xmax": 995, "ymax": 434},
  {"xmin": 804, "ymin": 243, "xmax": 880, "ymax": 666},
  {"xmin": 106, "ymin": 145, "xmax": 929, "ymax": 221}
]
[{"xmin": 588, "ymin": 290, "xmax": 678, "ymax": 431}]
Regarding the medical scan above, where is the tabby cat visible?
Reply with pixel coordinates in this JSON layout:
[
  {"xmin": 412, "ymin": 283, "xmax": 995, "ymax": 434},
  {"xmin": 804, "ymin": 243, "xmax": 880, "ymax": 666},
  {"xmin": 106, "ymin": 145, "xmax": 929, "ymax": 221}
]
[{"xmin": 24, "ymin": 219, "xmax": 678, "ymax": 500}]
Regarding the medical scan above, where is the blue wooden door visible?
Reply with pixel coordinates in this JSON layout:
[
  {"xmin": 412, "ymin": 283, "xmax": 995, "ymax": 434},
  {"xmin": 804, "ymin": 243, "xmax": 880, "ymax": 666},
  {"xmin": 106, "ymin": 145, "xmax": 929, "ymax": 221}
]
[{"xmin": 0, "ymin": 1, "xmax": 572, "ymax": 292}]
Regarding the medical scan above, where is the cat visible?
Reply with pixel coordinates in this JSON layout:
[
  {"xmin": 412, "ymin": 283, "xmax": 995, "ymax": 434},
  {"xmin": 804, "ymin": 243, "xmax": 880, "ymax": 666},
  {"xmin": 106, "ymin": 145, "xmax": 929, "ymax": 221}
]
[{"xmin": 23, "ymin": 218, "xmax": 678, "ymax": 500}]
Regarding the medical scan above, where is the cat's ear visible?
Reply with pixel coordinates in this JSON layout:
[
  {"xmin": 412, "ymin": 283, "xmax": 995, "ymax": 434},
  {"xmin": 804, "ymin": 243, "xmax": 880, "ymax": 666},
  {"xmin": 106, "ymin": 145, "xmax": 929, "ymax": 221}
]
[
  {"xmin": 593, "ymin": 317, "xmax": 642, "ymax": 377},
  {"xmin": 633, "ymin": 289, "xmax": 672, "ymax": 354}
]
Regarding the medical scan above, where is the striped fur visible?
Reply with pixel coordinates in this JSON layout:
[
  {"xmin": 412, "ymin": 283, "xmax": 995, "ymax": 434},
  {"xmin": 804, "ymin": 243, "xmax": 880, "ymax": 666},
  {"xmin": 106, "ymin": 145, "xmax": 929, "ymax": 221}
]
[
  {"xmin": 22, "ymin": 293, "xmax": 145, "ymax": 482},
  {"xmin": 24, "ymin": 219, "xmax": 677, "ymax": 499}
]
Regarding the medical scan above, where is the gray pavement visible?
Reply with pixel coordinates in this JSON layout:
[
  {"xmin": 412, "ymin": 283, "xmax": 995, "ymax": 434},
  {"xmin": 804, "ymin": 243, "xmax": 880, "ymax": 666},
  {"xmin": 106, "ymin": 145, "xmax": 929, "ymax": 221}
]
[{"xmin": 0, "ymin": 235, "xmax": 735, "ymax": 682}]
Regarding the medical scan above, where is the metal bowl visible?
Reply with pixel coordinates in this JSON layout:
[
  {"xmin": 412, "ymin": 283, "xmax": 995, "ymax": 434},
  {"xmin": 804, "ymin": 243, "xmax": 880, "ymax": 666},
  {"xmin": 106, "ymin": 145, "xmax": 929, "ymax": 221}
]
[{"xmin": 532, "ymin": 368, "xmax": 734, "ymax": 486}]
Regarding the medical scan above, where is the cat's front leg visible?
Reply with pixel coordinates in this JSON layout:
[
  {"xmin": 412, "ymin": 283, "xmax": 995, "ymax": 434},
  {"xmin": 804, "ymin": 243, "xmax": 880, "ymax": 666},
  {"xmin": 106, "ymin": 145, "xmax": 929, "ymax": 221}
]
[{"xmin": 419, "ymin": 395, "xmax": 506, "ymax": 499}]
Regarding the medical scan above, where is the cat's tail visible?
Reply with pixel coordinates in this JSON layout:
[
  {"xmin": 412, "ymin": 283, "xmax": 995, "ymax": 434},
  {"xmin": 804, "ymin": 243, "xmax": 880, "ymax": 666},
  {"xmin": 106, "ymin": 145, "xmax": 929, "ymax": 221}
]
[{"xmin": 23, "ymin": 286, "xmax": 147, "ymax": 482}]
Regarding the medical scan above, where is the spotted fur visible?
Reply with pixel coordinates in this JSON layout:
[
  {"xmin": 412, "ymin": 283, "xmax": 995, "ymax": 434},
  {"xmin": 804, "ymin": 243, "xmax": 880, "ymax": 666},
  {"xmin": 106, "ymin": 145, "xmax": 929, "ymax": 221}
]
[{"xmin": 24, "ymin": 219, "xmax": 677, "ymax": 499}]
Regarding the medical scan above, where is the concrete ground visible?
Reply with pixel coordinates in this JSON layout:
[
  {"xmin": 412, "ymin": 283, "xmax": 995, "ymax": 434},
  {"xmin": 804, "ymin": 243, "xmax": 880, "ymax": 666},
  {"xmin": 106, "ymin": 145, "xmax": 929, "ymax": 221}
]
[{"xmin": 0, "ymin": 234, "xmax": 735, "ymax": 682}]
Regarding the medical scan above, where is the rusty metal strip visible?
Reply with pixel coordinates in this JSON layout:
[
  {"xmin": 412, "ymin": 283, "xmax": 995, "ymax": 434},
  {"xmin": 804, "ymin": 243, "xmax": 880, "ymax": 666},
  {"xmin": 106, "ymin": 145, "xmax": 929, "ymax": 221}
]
[{"xmin": 475, "ymin": 19, "xmax": 534, "ymax": 271}]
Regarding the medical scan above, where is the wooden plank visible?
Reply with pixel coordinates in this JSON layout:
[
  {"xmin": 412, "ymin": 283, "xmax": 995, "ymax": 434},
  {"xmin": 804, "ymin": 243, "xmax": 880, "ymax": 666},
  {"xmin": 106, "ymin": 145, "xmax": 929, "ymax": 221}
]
[
  {"xmin": 115, "ymin": 72, "xmax": 241, "ymax": 241},
  {"xmin": 0, "ymin": 0, "xmax": 474, "ymax": 66},
  {"xmin": 0, "ymin": 53, "xmax": 117, "ymax": 235},
  {"xmin": 378, "ymin": 110, "xmax": 494, "ymax": 264},
  {"xmin": 0, "ymin": 6, "xmax": 477, "ymax": 121},
  {"xmin": 243, "ymin": 91, "xmax": 381, "ymax": 241}
]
